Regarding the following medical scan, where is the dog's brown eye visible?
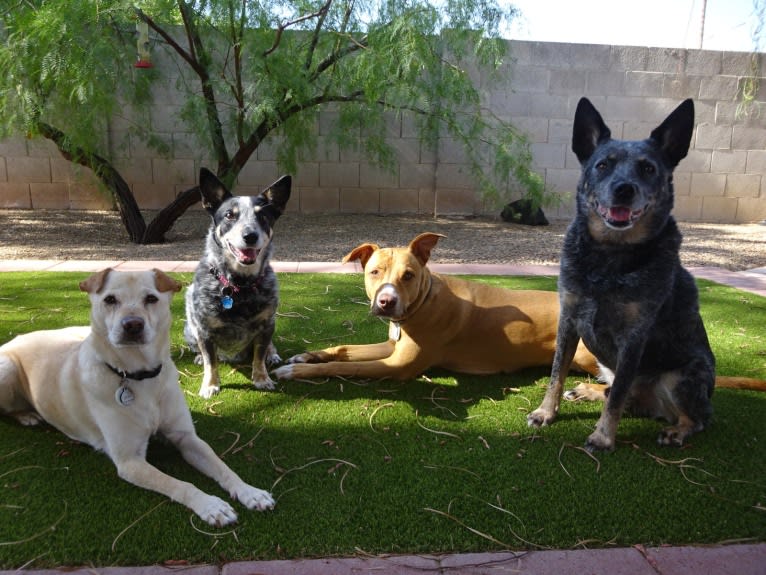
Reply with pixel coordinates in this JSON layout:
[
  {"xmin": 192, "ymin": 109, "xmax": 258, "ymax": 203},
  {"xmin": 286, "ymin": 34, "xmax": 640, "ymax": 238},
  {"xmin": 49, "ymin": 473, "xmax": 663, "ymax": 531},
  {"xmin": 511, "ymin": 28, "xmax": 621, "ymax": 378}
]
[
  {"xmin": 145, "ymin": 294, "xmax": 159, "ymax": 305},
  {"xmin": 402, "ymin": 271, "xmax": 414, "ymax": 281},
  {"xmin": 596, "ymin": 161, "xmax": 608, "ymax": 171},
  {"xmin": 642, "ymin": 163, "xmax": 656, "ymax": 175},
  {"xmin": 369, "ymin": 269, "xmax": 380, "ymax": 276},
  {"xmin": 224, "ymin": 210, "xmax": 236, "ymax": 220},
  {"xmin": 104, "ymin": 295, "xmax": 118, "ymax": 305}
]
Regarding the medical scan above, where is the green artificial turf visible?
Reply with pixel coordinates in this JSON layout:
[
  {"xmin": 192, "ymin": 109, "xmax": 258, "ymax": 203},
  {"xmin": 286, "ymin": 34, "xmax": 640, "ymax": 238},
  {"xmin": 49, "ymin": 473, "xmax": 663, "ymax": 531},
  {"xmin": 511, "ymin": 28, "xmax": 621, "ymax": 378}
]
[{"xmin": 0, "ymin": 272, "xmax": 764, "ymax": 568}]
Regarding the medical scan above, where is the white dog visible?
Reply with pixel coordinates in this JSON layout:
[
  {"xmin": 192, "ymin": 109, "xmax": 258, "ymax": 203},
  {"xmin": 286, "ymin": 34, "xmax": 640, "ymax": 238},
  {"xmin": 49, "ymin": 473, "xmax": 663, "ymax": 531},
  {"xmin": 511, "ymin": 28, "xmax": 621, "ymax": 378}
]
[{"xmin": 0, "ymin": 268, "xmax": 274, "ymax": 526}]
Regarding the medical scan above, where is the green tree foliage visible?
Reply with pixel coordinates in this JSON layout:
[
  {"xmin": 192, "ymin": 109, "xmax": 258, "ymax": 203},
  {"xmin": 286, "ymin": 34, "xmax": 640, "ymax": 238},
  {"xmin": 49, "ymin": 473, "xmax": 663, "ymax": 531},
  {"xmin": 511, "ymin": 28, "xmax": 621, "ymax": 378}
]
[{"xmin": 0, "ymin": 0, "xmax": 544, "ymax": 243}]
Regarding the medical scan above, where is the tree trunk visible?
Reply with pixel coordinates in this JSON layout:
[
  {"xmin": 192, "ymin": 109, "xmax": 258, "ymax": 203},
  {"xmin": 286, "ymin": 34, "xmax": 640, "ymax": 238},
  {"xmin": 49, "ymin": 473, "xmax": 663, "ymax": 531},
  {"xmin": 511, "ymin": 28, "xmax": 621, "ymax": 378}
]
[
  {"xmin": 143, "ymin": 186, "xmax": 201, "ymax": 244},
  {"xmin": 37, "ymin": 122, "xmax": 147, "ymax": 243}
]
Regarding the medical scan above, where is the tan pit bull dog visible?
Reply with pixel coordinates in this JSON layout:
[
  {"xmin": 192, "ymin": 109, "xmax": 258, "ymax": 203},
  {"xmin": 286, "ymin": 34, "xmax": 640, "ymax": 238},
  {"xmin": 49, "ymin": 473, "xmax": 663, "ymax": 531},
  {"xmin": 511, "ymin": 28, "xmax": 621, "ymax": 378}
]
[{"xmin": 274, "ymin": 232, "xmax": 599, "ymax": 381}]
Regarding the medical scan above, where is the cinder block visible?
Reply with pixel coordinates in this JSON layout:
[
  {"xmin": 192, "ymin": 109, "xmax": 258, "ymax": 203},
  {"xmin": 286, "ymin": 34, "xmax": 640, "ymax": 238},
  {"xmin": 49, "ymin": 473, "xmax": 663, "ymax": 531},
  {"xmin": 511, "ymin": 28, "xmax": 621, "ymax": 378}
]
[
  {"xmin": 695, "ymin": 123, "xmax": 732, "ymax": 150},
  {"xmin": 645, "ymin": 48, "xmax": 686, "ymax": 74},
  {"xmin": 380, "ymin": 189, "xmax": 419, "ymax": 213},
  {"xmin": 685, "ymin": 50, "xmax": 722, "ymax": 76},
  {"xmin": 0, "ymin": 183, "xmax": 31, "ymax": 208},
  {"xmin": 132, "ymin": 183, "xmax": 177, "ymax": 209},
  {"xmin": 674, "ymin": 195, "xmax": 703, "ymax": 220},
  {"xmin": 30, "ymin": 183, "xmax": 69, "ymax": 209},
  {"xmin": 733, "ymin": 126, "xmax": 766, "ymax": 150},
  {"xmin": 530, "ymin": 142, "xmax": 566, "ymax": 169},
  {"xmin": 674, "ymin": 172, "xmax": 692, "ymax": 196},
  {"xmin": 298, "ymin": 187, "xmax": 339, "ymax": 213},
  {"xmin": 711, "ymin": 150, "xmax": 747, "ymax": 173},
  {"xmin": 746, "ymin": 150, "xmax": 766, "ymax": 174},
  {"xmin": 586, "ymin": 71, "xmax": 626, "ymax": 96},
  {"xmin": 340, "ymin": 187, "xmax": 380, "ymax": 213},
  {"xmin": 293, "ymin": 162, "xmax": 319, "ymax": 188},
  {"xmin": 399, "ymin": 162, "xmax": 435, "ymax": 189},
  {"xmin": 69, "ymin": 184, "xmax": 112, "ymax": 210},
  {"xmin": 418, "ymin": 187, "xmax": 436, "ymax": 214},
  {"xmin": 111, "ymin": 158, "xmax": 154, "ymax": 185},
  {"xmin": 236, "ymin": 161, "xmax": 279, "ymax": 188},
  {"xmin": 6, "ymin": 157, "xmax": 51, "ymax": 183},
  {"xmin": 701, "ymin": 196, "xmax": 738, "ymax": 222},
  {"xmin": 690, "ymin": 173, "xmax": 726, "ymax": 196},
  {"xmin": 0, "ymin": 137, "xmax": 28, "ymax": 156},
  {"xmin": 434, "ymin": 188, "xmax": 479, "ymax": 215},
  {"xmin": 725, "ymin": 174, "xmax": 761, "ymax": 198},
  {"xmin": 320, "ymin": 163, "xmax": 360, "ymax": 188},
  {"xmin": 435, "ymin": 163, "xmax": 475, "ymax": 189},
  {"xmin": 550, "ymin": 69, "xmax": 586, "ymax": 95},
  {"xmin": 663, "ymin": 74, "xmax": 702, "ymax": 99},
  {"xmin": 360, "ymin": 163, "xmax": 398, "ymax": 189},
  {"xmin": 509, "ymin": 65, "xmax": 550, "ymax": 93},
  {"xmin": 735, "ymin": 197, "xmax": 766, "ymax": 222},
  {"xmin": 152, "ymin": 158, "xmax": 195, "ymax": 186},
  {"xmin": 699, "ymin": 75, "xmax": 739, "ymax": 100},
  {"xmin": 625, "ymin": 71, "xmax": 664, "ymax": 96}
]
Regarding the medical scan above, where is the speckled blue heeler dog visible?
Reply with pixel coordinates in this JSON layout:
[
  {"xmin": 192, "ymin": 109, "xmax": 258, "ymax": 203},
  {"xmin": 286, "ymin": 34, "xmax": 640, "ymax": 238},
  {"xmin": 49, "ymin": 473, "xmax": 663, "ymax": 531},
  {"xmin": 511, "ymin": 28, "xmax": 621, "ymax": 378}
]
[
  {"xmin": 526, "ymin": 97, "xmax": 719, "ymax": 451},
  {"xmin": 185, "ymin": 168, "xmax": 291, "ymax": 398}
]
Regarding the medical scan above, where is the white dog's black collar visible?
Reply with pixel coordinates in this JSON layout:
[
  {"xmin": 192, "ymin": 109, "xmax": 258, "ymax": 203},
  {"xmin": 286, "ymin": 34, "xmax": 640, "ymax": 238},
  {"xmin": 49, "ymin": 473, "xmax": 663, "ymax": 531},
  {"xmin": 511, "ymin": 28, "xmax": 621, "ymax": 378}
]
[{"xmin": 105, "ymin": 363, "xmax": 163, "ymax": 381}]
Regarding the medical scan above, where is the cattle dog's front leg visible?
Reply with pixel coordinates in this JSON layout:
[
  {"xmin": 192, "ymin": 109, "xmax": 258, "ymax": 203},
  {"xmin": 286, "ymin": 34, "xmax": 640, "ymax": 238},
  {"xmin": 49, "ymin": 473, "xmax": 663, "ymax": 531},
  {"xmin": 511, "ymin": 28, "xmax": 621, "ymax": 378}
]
[
  {"xmin": 527, "ymin": 305, "xmax": 581, "ymax": 428},
  {"xmin": 250, "ymin": 324, "xmax": 278, "ymax": 390},
  {"xmin": 585, "ymin": 339, "xmax": 646, "ymax": 452},
  {"xmin": 196, "ymin": 338, "xmax": 222, "ymax": 399}
]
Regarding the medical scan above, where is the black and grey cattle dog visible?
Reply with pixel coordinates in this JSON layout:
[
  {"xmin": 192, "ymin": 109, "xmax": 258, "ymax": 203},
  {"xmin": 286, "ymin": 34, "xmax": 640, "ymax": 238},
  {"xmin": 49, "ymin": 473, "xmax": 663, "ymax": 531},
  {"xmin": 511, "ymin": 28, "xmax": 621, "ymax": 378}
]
[
  {"xmin": 527, "ymin": 97, "xmax": 716, "ymax": 451},
  {"xmin": 185, "ymin": 168, "xmax": 291, "ymax": 398}
]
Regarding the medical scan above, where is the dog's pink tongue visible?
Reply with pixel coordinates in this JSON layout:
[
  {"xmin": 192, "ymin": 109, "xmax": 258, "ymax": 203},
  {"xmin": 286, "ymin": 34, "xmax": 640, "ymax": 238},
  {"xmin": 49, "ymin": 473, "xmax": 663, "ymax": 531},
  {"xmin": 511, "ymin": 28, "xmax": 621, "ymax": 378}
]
[
  {"xmin": 238, "ymin": 248, "xmax": 258, "ymax": 264},
  {"xmin": 608, "ymin": 206, "xmax": 632, "ymax": 222}
]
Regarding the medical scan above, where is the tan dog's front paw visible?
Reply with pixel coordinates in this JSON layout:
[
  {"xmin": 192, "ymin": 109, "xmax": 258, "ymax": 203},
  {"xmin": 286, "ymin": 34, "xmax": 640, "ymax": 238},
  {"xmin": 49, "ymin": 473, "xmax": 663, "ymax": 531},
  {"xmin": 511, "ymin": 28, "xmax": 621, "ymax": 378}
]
[
  {"xmin": 272, "ymin": 364, "xmax": 294, "ymax": 380},
  {"xmin": 527, "ymin": 408, "xmax": 556, "ymax": 428},
  {"xmin": 198, "ymin": 383, "xmax": 221, "ymax": 399}
]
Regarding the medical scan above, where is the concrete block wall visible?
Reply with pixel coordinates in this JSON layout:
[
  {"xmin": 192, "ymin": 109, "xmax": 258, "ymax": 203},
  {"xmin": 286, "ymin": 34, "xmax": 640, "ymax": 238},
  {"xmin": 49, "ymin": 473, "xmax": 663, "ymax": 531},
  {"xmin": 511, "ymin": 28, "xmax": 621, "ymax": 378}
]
[{"xmin": 1, "ymin": 40, "xmax": 764, "ymax": 223}]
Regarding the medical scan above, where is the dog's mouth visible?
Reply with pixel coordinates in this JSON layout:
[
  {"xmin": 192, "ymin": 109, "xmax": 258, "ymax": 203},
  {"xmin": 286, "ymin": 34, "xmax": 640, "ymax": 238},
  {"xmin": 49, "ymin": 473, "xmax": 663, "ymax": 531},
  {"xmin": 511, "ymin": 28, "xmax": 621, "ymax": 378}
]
[
  {"xmin": 227, "ymin": 243, "xmax": 261, "ymax": 265},
  {"xmin": 596, "ymin": 203, "xmax": 647, "ymax": 229}
]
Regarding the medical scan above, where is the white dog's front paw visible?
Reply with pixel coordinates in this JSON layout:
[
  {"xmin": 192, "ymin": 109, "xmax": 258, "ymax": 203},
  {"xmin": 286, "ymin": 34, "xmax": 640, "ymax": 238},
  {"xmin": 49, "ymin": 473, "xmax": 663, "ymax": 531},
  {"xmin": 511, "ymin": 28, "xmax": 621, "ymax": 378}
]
[
  {"xmin": 234, "ymin": 485, "xmax": 276, "ymax": 511},
  {"xmin": 14, "ymin": 411, "xmax": 45, "ymax": 426},
  {"xmin": 272, "ymin": 365, "xmax": 294, "ymax": 380},
  {"xmin": 196, "ymin": 495, "xmax": 239, "ymax": 526}
]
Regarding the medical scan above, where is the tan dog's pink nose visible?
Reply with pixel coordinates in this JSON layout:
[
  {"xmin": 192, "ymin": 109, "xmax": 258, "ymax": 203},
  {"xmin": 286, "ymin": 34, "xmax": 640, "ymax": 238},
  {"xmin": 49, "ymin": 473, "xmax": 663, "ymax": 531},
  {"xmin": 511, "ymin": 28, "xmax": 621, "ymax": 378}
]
[
  {"xmin": 373, "ymin": 284, "xmax": 399, "ymax": 315},
  {"xmin": 376, "ymin": 292, "xmax": 397, "ymax": 310}
]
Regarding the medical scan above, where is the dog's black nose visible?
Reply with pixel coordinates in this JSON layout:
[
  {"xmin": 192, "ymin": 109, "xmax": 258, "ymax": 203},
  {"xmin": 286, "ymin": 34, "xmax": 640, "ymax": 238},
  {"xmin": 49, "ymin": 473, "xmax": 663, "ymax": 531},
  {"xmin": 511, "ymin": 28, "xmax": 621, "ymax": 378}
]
[
  {"xmin": 243, "ymin": 231, "xmax": 259, "ymax": 245},
  {"xmin": 613, "ymin": 183, "xmax": 636, "ymax": 204},
  {"xmin": 121, "ymin": 316, "xmax": 145, "ymax": 336}
]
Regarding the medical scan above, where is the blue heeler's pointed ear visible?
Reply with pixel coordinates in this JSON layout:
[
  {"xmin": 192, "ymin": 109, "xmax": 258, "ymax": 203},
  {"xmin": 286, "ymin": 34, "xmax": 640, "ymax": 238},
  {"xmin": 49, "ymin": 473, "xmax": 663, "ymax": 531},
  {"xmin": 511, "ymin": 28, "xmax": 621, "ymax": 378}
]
[
  {"xmin": 572, "ymin": 97, "xmax": 611, "ymax": 165},
  {"xmin": 650, "ymin": 99, "xmax": 694, "ymax": 168},
  {"xmin": 199, "ymin": 168, "xmax": 232, "ymax": 214}
]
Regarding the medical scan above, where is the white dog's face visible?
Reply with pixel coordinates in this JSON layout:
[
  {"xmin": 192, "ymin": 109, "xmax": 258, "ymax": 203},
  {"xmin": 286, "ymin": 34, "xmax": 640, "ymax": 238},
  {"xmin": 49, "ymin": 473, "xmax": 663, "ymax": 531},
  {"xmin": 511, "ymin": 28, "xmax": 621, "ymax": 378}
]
[{"xmin": 80, "ymin": 269, "xmax": 181, "ymax": 347}]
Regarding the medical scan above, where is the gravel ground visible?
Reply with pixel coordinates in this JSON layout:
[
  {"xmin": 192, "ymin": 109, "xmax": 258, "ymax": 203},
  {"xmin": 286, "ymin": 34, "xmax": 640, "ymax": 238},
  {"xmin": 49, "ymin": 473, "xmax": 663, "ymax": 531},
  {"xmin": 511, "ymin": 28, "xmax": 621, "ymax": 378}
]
[{"xmin": 0, "ymin": 209, "xmax": 764, "ymax": 271}]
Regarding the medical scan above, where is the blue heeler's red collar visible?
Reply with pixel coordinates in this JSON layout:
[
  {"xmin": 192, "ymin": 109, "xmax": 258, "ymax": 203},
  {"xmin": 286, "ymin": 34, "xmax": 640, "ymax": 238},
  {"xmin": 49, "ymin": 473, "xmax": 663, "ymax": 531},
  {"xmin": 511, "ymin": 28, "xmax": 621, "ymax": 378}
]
[{"xmin": 209, "ymin": 267, "xmax": 264, "ymax": 293}]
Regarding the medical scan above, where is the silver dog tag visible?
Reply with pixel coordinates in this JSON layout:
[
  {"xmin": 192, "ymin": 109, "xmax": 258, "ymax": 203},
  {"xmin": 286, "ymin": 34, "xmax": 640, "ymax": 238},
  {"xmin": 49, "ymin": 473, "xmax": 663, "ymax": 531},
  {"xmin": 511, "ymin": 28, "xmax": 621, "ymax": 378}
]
[
  {"xmin": 115, "ymin": 384, "xmax": 135, "ymax": 406},
  {"xmin": 389, "ymin": 321, "xmax": 401, "ymax": 341}
]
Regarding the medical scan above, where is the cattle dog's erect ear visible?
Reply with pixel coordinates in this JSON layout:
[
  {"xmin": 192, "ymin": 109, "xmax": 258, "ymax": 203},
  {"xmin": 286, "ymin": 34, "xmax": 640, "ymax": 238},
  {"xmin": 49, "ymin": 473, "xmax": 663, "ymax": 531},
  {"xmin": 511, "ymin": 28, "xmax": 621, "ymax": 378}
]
[
  {"xmin": 408, "ymin": 233, "xmax": 446, "ymax": 266},
  {"xmin": 80, "ymin": 268, "xmax": 113, "ymax": 294},
  {"xmin": 650, "ymin": 99, "xmax": 694, "ymax": 169},
  {"xmin": 572, "ymin": 97, "xmax": 612, "ymax": 165},
  {"xmin": 199, "ymin": 168, "xmax": 233, "ymax": 215},
  {"xmin": 261, "ymin": 175, "xmax": 292, "ymax": 219},
  {"xmin": 343, "ymin": 243, "xmax": 380, "ymax": 269},
  {"xmin": 152, "ymin": 269, "xmax": 182, "ymax": 294}
]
